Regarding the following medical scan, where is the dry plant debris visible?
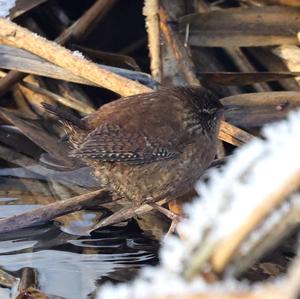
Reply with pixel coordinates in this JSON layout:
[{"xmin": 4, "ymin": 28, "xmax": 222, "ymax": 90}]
[
  {"xmin": 0, "ymin": 0, "xmax": 300, "ymax": 298},
  {"xmin": 97, "ymin": 108, "xmax": 300, "ymax": 299}
]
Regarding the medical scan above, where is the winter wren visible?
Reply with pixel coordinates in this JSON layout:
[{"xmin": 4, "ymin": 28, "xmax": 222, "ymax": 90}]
[{"xmin": 45, "ymin": 86, "xmax": 223, "ymax": 208}]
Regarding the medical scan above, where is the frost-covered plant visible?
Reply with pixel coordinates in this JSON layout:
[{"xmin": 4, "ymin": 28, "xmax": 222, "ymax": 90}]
[{"xmin": 97, "ymin": 109, "xmax": 300, "ymax": 299}]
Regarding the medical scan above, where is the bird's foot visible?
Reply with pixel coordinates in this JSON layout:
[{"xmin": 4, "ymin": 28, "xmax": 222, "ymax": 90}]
[
  {"xmin": 166, "ymin": 215, "xmax": 181, "ymax": 237},
  {"xmin": 148, "ymin": 202, "xmax": 183, "ymax": 236}
]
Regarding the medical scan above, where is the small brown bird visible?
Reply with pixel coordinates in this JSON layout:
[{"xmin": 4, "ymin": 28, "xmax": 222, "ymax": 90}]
[{"xmin": 44, "ymin": 86, "xmax": 223, "ymax": 227}]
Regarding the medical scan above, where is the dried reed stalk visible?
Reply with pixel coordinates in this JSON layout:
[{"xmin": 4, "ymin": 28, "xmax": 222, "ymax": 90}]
[{"xmin": 0, "ymin": 18, "xmax": 151, "ymax": 96}]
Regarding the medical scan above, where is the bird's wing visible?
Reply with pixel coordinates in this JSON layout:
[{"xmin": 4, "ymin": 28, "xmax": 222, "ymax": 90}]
[
  {"xmin": 71, "ymin": 87, "xmax": 194, "ymax": 164},
  {"xmin": 70, "ymin": 123, "xmax": 182, "ymax": 164}
]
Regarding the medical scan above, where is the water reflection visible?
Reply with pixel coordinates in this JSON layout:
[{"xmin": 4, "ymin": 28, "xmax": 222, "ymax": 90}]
[
  {"xmin": 0, "ymin": 223, "xmax": 159, "ymax": 299},
  {"xmin": 1, "ymin": 250, "xmax": 154, "ymax": 298},
  {"xmin": 0, "ymin": 174, "xmax": 159, "ymax": 299}
]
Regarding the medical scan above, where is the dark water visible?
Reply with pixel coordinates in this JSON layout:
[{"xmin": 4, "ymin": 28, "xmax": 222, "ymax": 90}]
[
  {"xmin": 0, "ymin": 202, "xmax": 159, "ymax": 299},
  {"xmin": 0, "ymin": 128, "xmax": 160, "ymax": 298}
]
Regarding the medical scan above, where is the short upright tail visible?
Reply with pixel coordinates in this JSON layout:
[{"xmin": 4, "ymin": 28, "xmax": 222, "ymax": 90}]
[
  {"xmin": 42, "ymin": 103, "xmax": 84, "ymax": 129},
  {"xmin": 43, "ymin": 103, "xmax": 87, "ymax": 149}
]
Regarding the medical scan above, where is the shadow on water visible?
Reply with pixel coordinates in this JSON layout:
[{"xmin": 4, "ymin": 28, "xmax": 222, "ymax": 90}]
[
  {"xmin": 0, "ymin": 202, "xmax": 159, "ymax": 299},
  {"xmin": 0, "ymin": 125, "xmax": 161, "ymax": 298}
]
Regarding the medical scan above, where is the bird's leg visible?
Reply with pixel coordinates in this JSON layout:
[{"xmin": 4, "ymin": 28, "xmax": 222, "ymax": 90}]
[
  {"xmin": 168, "ymin": 199, "xmax": 185, "ymax": 235},
  {"xmin": 149, "ymin": 202, "xmax": 178, "ymax": 219},
  {"xmin": 149, "ymin": 202, "xmax": 183, "ymax": 235},
  {"xmin": 168, "ymin": 199, "xmax": 183, "ymax": 215}
]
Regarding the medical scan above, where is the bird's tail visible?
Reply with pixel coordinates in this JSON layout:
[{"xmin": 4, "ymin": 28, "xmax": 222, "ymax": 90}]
[
  {"xmin": 42, "ymin": 103, "xmax": 85, "ymax": 129},
  {"xmin": 42, "ymin": 103, "xmax": 87, "ymax": 149}
]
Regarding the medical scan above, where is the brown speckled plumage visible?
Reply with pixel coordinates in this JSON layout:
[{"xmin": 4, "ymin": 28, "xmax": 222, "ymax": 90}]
[{"xmin": 46, "ymin": 86, "xmax": 223, "ymax": 206}]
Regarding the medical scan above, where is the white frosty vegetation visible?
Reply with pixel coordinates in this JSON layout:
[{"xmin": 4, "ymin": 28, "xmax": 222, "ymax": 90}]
[
  {"xmin": 0, "ymin": 0, "xmax": 16, "ymax": 18},
  {"xmin": 73, "ymin": 50, "xmax": 85, "ymax": 59},
  {"xmin": 97, "ymin": 108, "xmax": 300, "ymax": 299}
]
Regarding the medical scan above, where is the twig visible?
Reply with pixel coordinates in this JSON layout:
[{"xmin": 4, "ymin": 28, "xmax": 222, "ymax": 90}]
[
  {"xmin": 0, "ymin": 189, "xmax": 109, "ymax": 234},
  {"xmin": 91, "ymin": 199, "xmax": 168, "ymax": 231},
  {"xmin": 0, "ymin": 110, "xmax": 76, "ymax": 169},
  {"xmin": 57, "ymin": 0, "xmax": 119, "ymax": 44},
  {"xmin": 159, "ymin": 6, "xmax": 200, "ymax": 86},
  {"xmin": 225, "ymin": 47, "xmax": 271, "ymax": 92},
  {"xmin": 0, "ymin": 18, "xmax": 151, "ymax": 96},
  {"xmin": 21, "ymin": 80, "xmax": 95, "ymax": 114},
  {"xmin": 196, "ymin": 0, "xmax": 270, "ymax": 93},
  {"xmin": 158, "ymin": 7, "xmax": 253, "ymax": 146},
  {"xmin": 272, "ymin": 45, "xmax": 300, "ymax": 87},
  {"xmin": 218, "ymin": 120, "xmax": 253, "ymax": 146},
  {"xmin": 0, "ymin": 70, "xmax": 25, "ymax": 97},
  {"xmin": 0, "ymin": 19, "xmax": 252, "ymax": 146},
  {"xmin": 0, "ymin": 70, "xmax": 94, "ymax": 114},
  {"xmin": 143, "ymin": 0, "xmax": 161, "ymax": 82},
  {"xmin": 211, "ymin": 170, "xmax": 300, "ymax": 273},
  {"xmin": 0, "ymin": 1, "xmax": 119, "ymax": 97},
  {"xmin": 233, "ymin": 198, "xmax": 300, "ymax": 276},
  {"xmin": 0, "ymin": 143, "xmax": 98, "ymax": 188},
  {"xmin": 0, "ymin": 269, "xmax": 18, "ymax": 288}
]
